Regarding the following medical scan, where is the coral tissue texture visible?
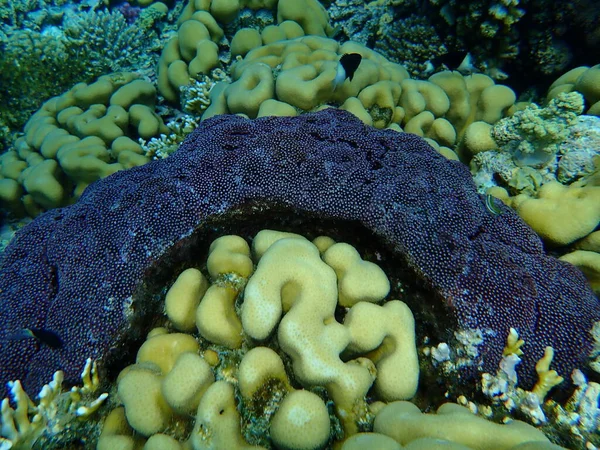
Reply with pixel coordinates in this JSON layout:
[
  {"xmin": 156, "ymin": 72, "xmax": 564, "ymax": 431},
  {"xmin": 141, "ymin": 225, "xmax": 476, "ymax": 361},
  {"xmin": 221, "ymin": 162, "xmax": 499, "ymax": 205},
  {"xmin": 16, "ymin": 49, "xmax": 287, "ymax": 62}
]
[{"xmin": 0, "ymin": 109, "xmax": 597, "ymax": 395}]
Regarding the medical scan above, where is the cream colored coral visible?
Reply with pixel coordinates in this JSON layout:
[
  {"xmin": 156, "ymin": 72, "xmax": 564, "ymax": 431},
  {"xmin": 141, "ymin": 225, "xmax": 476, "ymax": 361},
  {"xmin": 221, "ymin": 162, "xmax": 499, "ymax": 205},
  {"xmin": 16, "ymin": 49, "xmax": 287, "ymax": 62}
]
[
  {"xmin": 1, "ymin": 361, "xmax": 108, "ymax": 449},
  {"xmin": 225, "ymin": 63, "xmax": 275, "ymax": 118},
  {"xmin": 196, "ymin": 285, "xmax": 243, "ymax": 348},
  {"xmin": 560, "ymin": 249, "xmax": 600, "ymax": 293},
  {"xmin": 460, "ymin": 121, "xmax": 497, "ymax": 157},
  {"xmin": 0, "ymin": 379, "xmax": 49, "ymax": 448},
  {"xmin": 312, "ymin": 235, "xmax": 335, "ymax": 253},
  {"xmin": 97, "ymin": 407, "xmax": 145, "ymax": 450},
  {"xmin": 356, "ymin": 80, "xmax": 404, "ymax": 128},
  {"xmin": 399, "ymin": 79, "xmax": 450, "ymax": 122},
  {"xmin": 373, "ymin": 401, "xmax": 552, "ymax": 450},
  {"xmin": 531, "ymin": 347, "xmax": 564, "ymax": 400},
  {"xmin": 341, "ymin": 433, "xmax": 402, "ymax": 450},
  {"xmin": 1, "ymin": 72, "xmax": 163, "ymax": 217},
  {"xmin": 251, "ymin": 229, "xmax": 306, "ymax": 261},
  {"xmin": 257, "ymin": 99, "xmax": 298, "ymax": 117},
  {"xmin": 340, "ymin": 97, "xmax": 373, "ymax": 125},
  {"xmin": 147, "ymin": 326, "xmax": 169, "ymax": 339},
  {"xmin": 162, "ymin": 352, "xmax": 214, "ymax": 414},
  {"xmin": 242, "ymin": 238, "xmax": 336, "ymax": 339},
  {"xmin": 403, "ymin": 438, "xmax": 472, "ymax": 449},
  {"xmin": 136, "ymin": 332, "xmax": 200, "ymax": 374},
  {"xmin": 343, "ymin": 300, "xmax": 419, "ymax": 401},
  {"xmin": 428, "ymin": 71, "xmax": 516, "ymax": 146},
  {"xmin": 60, "ymin": 358, "xmax": 109, "ymax": 420},
  {"xmin": 115, "ymin": 331, "xmax": 214, "ymax": 440},
  {"xmin": 165, "ymin": 268, "xmax": 210, "ymax": 331},
  {"xmin": 188, "ymin": 381, "xmax": 264, "ymax": 450},
  {"xmin": 506, "ymin": 181, "xmax": 600, "ymax": 245},
  {"xmin": 323, "ymin": 242, "xmax": 390, "ymax": 307},
  {"xmin": 276, "ymin": 0, "xmax": 333, "ymax": 37},
  {"xmin": 118, "ymin": 364, "xmax": 172, "ymax": 436},
  {"xmin": 225, "ymin": 36, "xmax": 408, "ymax": 122},
  {"xmin": 207, "ymin": 234, "xmax": 254, "ymax": 280},
  {"xmin": 238, "ymin": 347, "xmax": 292, "ymax": 401},
  {"xmin": 242, "ymin": 237, "xmax": 376, "ymax": 435},
  {"xmin": 270, "ymin": 390, "xmax": 330, "ymax": 450},
  {"xmin": 145, "ymin": 433, "xmax": 184, "ymax": 450},
  {"xmin": 502, "ymin": 327, "xmax": 524, "ymax": 357}
]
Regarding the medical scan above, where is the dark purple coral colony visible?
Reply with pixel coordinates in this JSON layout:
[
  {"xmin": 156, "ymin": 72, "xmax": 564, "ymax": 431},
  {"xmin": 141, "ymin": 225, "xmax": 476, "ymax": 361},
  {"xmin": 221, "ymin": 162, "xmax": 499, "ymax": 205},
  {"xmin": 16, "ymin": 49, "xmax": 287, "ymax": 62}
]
[{"xmin": 0, "ymin": 109, "xmax": 598, "ymax": 396}]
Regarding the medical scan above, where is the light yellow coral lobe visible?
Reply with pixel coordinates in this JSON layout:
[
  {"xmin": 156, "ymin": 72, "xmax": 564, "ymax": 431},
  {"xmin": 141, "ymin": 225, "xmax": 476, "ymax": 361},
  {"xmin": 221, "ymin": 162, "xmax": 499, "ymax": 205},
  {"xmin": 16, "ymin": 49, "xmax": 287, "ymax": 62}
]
[{"xmin": 101, "ymin": 229, "xmax": 564, "ymax": 450}]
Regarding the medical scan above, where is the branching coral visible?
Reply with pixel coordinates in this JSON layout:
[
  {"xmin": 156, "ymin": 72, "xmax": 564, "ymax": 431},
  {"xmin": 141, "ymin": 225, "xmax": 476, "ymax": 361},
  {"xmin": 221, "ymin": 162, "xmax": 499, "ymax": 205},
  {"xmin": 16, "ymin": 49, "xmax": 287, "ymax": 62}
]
[
  {"xmin": 492, "ymin": 92, "xmax": 584, "ymax": 168},
  {"xmin": 0, "ymin": 28, "xmax": 83, "ymax": 144},
  {"xmin": 180, "ymin": 68, "xmax": 230, "ymax": 114},
  {"xmin": 0, "ymin": 0, "xmax": 68, "ymax": 29},
  {"xmin": 327, "ymin": 0, "xmax": 446, "ymax": 78},
  {"xmin": 0, "ymin": 358, "xmax": 108, "ymax": 449},
  {"xmin": 0, "ymin": 7, "xmax": 158, "ymax": 145},
  {"xmin": 376, "ymin": 15, "xmax": 446, "ymax": 78},
  {"xmin": 140, "ymin": 114, "xmax": 199, "ymax": 159},
  {"xmin": 63, "ymin": 8, "xmax": 156, "ymax": 73}
]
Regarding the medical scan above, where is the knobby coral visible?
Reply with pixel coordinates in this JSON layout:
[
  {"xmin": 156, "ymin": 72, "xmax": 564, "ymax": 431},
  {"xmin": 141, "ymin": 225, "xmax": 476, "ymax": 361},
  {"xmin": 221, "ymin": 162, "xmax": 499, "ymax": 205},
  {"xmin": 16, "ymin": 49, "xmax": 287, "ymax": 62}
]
[{"xmin": 0, "ymin": 109, "xmax": 597, "ymax": 399}]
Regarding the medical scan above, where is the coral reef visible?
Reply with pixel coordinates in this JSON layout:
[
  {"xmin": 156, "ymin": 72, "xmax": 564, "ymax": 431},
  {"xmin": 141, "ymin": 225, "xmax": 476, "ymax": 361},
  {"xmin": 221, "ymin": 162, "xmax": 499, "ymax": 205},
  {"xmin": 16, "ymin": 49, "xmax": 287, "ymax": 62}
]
[
  {"xmin": 327, "ymin": 0, "xmax": 446, "ymax": 78},
  {"xmin": 374, "ymin": 14, "xmax": 446, "ymax": 79},
  {"xmin": 0, "ymin": 5, "xmax": 159, "ymax": 147},
  {"xmin": 0, "ymin": 358, "xmax": 107, "ymax": 448},
  {"xmin": 491, "ymin": 92, "xmax": 583, "ymax": 169},
  {"xmin": 100, "ymin": 230, "xmax": 413, "ymax": 446},
  {"xmin": 323, "ymin": 0, "xmax": 600, "ymax": 87},
  {"xmin": 547, "ymin": 65, "xmax": 600, "ymax": 115},
  {"xmin": 156, "ymin": 0, "xmax": 332, "ymax": 105},
  {"xmin": 198, "ymin": 33, "xmax": 517, "ymax": 162},
  {"xmin": 1, "ymin": 0, "xmax": 600, "ymax": 447},
  {"xmin": 0, "ymin": 109, "xmax": 597, "ymax": 406},
  {"xmin": 0, "ymin": 71, "xmax": 169, "ymax": 216},
  {"xmin": 422, "ymin": 0, "xmax": 598, "ymax": 85},
  {"xmin": 469, "ymin": 92, "xmax": 600, "ymax": 196},
  {"xmin": 85, "ymin": 230, "xmax": 565, "ymax": 449},
  {"xmin": 62, "ymin": 9, "xmax": 153, "ymax": 72}
]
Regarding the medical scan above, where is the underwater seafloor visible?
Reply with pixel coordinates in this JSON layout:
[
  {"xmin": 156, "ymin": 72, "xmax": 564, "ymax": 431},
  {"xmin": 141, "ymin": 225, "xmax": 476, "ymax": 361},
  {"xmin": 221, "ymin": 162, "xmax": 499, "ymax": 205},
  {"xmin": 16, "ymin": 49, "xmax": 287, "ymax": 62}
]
[{"xmin": 1, "ymin": 0, "xmax": 600, "ymax": 449}]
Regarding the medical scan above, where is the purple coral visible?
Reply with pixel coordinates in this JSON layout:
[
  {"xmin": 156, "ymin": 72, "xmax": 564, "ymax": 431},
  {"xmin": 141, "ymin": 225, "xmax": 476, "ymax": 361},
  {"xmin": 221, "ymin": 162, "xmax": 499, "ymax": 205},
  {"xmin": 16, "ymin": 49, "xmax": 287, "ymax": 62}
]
[
  {"xmin": 115, "ymin": 1, "xmax": 142, "ymax": 24},
  {"xmin": 0, "ymin": 109, "xmax": 598, "ymax": 397}
]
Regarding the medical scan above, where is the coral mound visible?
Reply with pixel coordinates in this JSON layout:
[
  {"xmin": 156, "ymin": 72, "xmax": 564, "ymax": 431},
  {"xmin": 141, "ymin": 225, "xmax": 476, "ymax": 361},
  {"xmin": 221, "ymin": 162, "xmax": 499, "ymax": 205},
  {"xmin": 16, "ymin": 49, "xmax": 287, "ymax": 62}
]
[{"xmin": 0, "ymin": 109, "xmax": 597, "ymax": 396}]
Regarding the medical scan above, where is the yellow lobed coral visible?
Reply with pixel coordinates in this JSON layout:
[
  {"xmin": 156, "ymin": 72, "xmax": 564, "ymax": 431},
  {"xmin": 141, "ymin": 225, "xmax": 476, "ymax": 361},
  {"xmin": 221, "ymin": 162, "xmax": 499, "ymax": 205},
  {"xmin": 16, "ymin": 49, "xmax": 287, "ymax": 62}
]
[
  {"xmin": 0, "ymin": 73, "xmax": 168, "ymax": 217},
  {"xmin": 504, "ymin": 181, "xmax": 600, "ymax": 246},
  {"xmin": 372, "ymin": 401, "xmax": 559, "ymax": 450},
  {"xmin": 99, "ymin": 229, "xmax": 566, "ymax": 449},
  {"xmin": 104, "ymin": 229, "xmax": 422, "ymax": 447},
  {"xmin": 158, "ymin": 0, "xmax": 330, "ymax": 104},
  {"xmin": 199, "ymin": 33, "xmax": 517, "ymax": 163}
]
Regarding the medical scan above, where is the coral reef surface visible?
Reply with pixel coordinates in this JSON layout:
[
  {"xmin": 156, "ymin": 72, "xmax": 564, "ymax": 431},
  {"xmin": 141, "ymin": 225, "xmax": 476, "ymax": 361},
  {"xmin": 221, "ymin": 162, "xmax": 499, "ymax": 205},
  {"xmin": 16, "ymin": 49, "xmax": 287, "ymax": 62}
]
[{"xmin": 0, "ymin": 108, "xmax": 597, "ymax": 402}]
